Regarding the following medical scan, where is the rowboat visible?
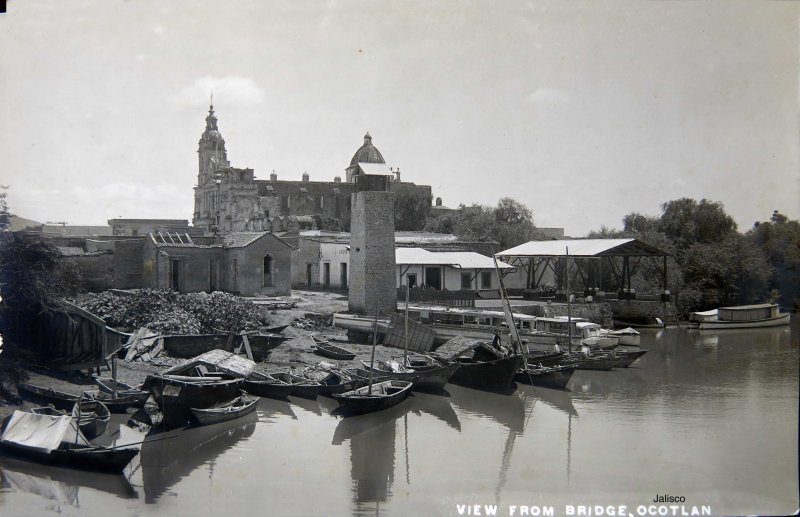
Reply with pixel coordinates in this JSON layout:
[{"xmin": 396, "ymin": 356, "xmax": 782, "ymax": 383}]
[
  {"xmin": 93, "ymin": 377, "xmax": 150, "ymax": 402},
  {"xmin": 331, "ymin": 380, "xmax": 413, "ymax": 415},
  {"xmin": 689, "ymin": 304, "xmax": 791, "ymax": 330},
  {"xmin": 359, "ymin": 359, "xmax": 458, "ymax": 393},
  {"xmin": 242, "ymin": 371, "xmax": 295, "ymax": 399},
  {"xmin": 79, "ymin": 390, "xmax": 148, "ymax": 413},
  {"xmin": 299, "ymin": 367, "xmax": 362, "ymax": 397},
  {"xmin": 312, "ymin": 338, "xmax": 357, "ymax": 361},
  {"xmin": 563, "ymin": 353, "xmax": 616, "ymax": 371},
  {"xmin": 71, "ymin": 399, "xmax": 111, "ymax": 439},
  {"xmin": 0, "ymin": 410, "xmax": 139, "ymax": 474},
  {"xmin": 266, "ymin": 372, "xmax": 323, "ymax": 399},
  {"xmin": 190, "ymin": 394, "xmax": 258, "ymax": 426},
  {"xmin": 141, "ymin": 374, "xmax": 244, "ymax": 430},
  {"xmin": 17, "ymin": 383, "xmax": 81, "ymax": 412},
  {"xmin": 514, "ymin": 364, "xmax": 576, "ymax": 390},
  {"xmin": 610, "ymin": 349, "xmax": 648, "ymax": 368}
]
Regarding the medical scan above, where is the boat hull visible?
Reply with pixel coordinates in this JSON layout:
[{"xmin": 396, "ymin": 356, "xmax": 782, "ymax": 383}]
[
  {"xmin": 449, "ymin": 355, "xmax": 523, "ymax": 393},
  {"xmin": 611, "ymin": 350, "xmax": 648, "ymax": 367},
  {"xmin": 332, "ymin": 380, "xmax": 413, "ymax": 415},
  {"xmin": 142, "ymin": 375, "xmax": 244, "ymax": 430},
  {"xmin": 190, "ymin": 396, "xmax": 258, "ymax": 426},
  {"xmin": 698, "ymin": 313, "xmax": 790, "ymax": 330},
  {"xmin": 0, "ymin": 442, "xmax": 139, "ymax": 474},
  {"xmin": 515, "ymin": 364, "xmax": 576, "ymax": 389}
]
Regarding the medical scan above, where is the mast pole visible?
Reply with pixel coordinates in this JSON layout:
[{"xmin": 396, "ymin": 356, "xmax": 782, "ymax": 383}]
[
  {"xmin": 493, "ymin": 253, "xmax": 527, "ymax": 369},
  {"xmin": 403, "ymin": 283, "xmax": 410, "ymax": 365},
  {"xmin": 566, "ymin": 246, "xmax": 572, "ymax": 353},
  {"xmin": 368, "ymin": 305, "xmax": 378, "ymax": 394}
]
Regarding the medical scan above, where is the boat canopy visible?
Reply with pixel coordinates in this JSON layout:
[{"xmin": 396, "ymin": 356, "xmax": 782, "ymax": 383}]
[{"xmin": 1, "ymin": 411, "xmax": 90, "ymax": 453}]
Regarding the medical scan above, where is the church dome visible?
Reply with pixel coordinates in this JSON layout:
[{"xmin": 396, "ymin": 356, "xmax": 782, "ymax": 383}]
[{"xmin": 349, "ymin": 132, "xmax": 385, "ymax": 166}]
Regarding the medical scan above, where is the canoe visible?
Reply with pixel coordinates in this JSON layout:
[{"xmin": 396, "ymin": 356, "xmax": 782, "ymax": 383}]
[
  {"xmin": 242, "ymin": 371, "xmax": 295, "ymax": 400},
  {"xmin": 514, "ymin": 364, "xmax": 576, "ymax": 390},
  {"xmin": 563, "ymin": 353, "xmax": 617, "ymax": 371},
  {"xmin": 610, "ymin": 350, "xmax": 648, "ymax": 368},
  {"xmin": 267, "ymin": 372, "xmax": 323, "ymax": 399},
  {"xmin": 313, "ymin": 341, "xmax": 357, "ymax": 361},
  {"xmin": 190, "ymin": 394, "xmax": 258, "ymax": 426},
  {"xmin": 71, "ymin": 399, "xmax": 111, "ymax": 439},
  {"xmin": 332, "ymin": 380, "xmax": 413, "ymax": 415},
  {"xmin": 449, "ymin": 355, "xmax": 523, "ymax": 394},
  {"xmin": 141, "ymin": 375, "xmax": 244, "ymax": 430},
  {"xmin": 17, "ymin": 384, "xmax": 81, "ymax": 412},
  {"xmin": 0, "ymin": 410, "xmax": 139, "ymax": 474}
]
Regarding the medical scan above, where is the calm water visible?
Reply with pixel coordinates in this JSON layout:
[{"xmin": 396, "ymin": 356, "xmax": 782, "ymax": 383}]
[{"xmin": 1, "ymin": 319, "xmax": 797, "ymax": 517}]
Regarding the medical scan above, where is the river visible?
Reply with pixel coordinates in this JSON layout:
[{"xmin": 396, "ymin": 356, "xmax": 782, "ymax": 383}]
[{"xmin": 1, "ymin": 318, "xmax": 797, "ymax": 517}]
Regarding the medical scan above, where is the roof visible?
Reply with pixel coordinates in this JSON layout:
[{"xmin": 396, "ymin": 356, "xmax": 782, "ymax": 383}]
[
  {"xmin": 496, "ymin": 238, "xmax": 668, "ymax": 258},
  {"xmin": 349, "ymin": 132, "xmax": 385, "ymax": 166},
  {"xmin": 224, "ymin": 232, "xmax": 266, "ymax": 248},
  {"xmin": 396, "ymin": 248, "xmax": 513, "ymax": 269},
  {"xmin": 357, "ymin": 162, "xmax": 393, "ymax": 175}
]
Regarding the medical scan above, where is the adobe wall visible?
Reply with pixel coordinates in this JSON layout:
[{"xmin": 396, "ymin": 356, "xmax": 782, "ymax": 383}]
[
  {"xmin": 68, "ymin": 254, "xmax": 114, "ymax": 292},
  {"xmin": 349, "ymin": 190, "xmax": 397, "ymax": 316},
  {"xmin": 111, "ymin": 239, "xmax": 144, "ymax": 289},
  {"xmin": 224, "ymin": 236, "xmax": 292, "ymax": 296}
]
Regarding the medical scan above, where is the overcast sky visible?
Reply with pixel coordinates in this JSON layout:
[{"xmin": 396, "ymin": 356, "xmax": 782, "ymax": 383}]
[{"xmin": 2, "ymin": 0, "xmax": 798, "ymax": 236}]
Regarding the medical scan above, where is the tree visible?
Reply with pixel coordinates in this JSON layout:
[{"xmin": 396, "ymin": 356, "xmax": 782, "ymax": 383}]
[
  {"xmin": 393, "ymin": 189, "xmax": 431, "ymax": 231},
  {"xmin": 747, "ymin": 210, "xmax": 800, "ymax": 309}
]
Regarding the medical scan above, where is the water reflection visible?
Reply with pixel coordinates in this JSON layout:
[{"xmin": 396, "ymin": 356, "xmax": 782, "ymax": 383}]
[
  {"xmin": 518, "ymin": 384, "xmax": 578, "ymax": 417},
  {"xmin": 257, "ymin": 397, "xmax": 298, "ymax": 421},
  {"xmin": 410, "ymin": 392, "xmax": 461, "ymax": 431},
  {"xmin": 0, "ymin": 456, "xmax": 138, "ymax": 508},
  {"xmin": 140, "ymin": 411, "xmax": 258, "ymax": 503},
  {"xmin": 448, "ymin": 385, "xmax": 527, "ymax": 433}
]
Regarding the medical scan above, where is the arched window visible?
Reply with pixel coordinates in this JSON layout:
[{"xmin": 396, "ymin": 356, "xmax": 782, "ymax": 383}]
[{"xmin": 263, "ymin": 255, "xmax": 273, "ymax": 287}]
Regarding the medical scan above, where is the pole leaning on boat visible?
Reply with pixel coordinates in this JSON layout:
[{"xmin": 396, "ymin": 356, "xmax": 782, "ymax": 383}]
[
  {"xmin": 368, "ymin": 305, "xmax": 378, "ymax": 395},
  {"xmin": 566, "ymin": 246, "xmax": 572, "ymax": 354}
]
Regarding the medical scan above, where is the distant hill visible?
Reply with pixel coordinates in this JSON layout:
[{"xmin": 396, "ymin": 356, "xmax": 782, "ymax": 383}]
[{"xmin": 8, "ymin": 214, "xmax": 44, "ymax": 231}]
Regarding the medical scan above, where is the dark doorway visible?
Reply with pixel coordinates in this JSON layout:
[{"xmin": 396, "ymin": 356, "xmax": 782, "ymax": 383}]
[
  {"xmin": 263, "ymin": 255, "xmax": 273, "ymax": 287},
  {"xmin": 306, "ymin": 264, "xmax": 313, "ymax": 287},
  {"xmin": 340, "ymin": 263, "xmax": 348, "ymax": 289},
  {"xmin": 425, "ymin": 266, "xmax": 442, "ymax": 291},
  {"xmin": 171, "ymin": 260, "xmax": 182, "ymax": 292},
  {"xmin": 323, "ymin": 262, "xmax": 330, "ymax": 287}
]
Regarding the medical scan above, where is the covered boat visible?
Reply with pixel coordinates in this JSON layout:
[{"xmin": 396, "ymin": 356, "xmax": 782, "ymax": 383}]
[
  {"xmin": 0, "ymin": 410, "xmax": 139, "ymax": 473},
  {"xmin": 689, "ymin": 304, "xmax": 791, "ymax": 330}
]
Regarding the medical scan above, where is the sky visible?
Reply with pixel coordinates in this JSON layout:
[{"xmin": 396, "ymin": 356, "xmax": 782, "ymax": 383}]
[{"xmin": 1, "ymin": 0, "xmax": 799, "ymax": 237}]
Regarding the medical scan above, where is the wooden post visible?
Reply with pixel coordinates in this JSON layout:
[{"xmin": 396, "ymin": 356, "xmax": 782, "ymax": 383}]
[{"xmin": 368, "ymin": 305, "xmax": 378, "ymax": 395}]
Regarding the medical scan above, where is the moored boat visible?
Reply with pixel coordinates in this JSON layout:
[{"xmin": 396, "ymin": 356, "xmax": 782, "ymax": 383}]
[
  {"xmin": 360, "ymin": 359, "xmax": 457, "ymax": 393},
  {"xmin": 610, "ymin": 349, "xmax": 648, "ymax": 368},
  {"xmin": 331, "ymin": 380, "xmax": 413, "ymax": 415},
  {"xmin": 266, "ymin": 372, "xmax": 323, "ymax": 399},
  {"xmin": 190, "ymin": 394, "xmax": 258, "ymax": 426},
  {"xmin": 93, "ymin": 377, "xmax": 151, "ymax": 405},
  {"xmin": 514, "ymin": 364, "xmax": 576, "ymax": 390},
  {"xmin": 17, "ymin": 383, "xmax": 81, "ymax": 412},
  {"xmin": 71, "ymin": 399, "xmax": 111, "ymax": 439},
  {"xmin": 243, "ymin": 371, "xmax": 295, "ymax": 400},
  {"xmin": 690, "ymin": 304, "xmax": 791, "ymax": 330},
  {"xmin": 0, "ymin": 410, "xmax": 139, "ymax": 474},
  {"xmin": 141, "ymin": 374, "xmax": 244, "ymax": 430},
  {"xmin": 312, "ymin": 338, "xmax": 357, "ymax": 361},
  {"xmin": 448, "ymin": 354, "xmax": 523, "ymax": 393}
]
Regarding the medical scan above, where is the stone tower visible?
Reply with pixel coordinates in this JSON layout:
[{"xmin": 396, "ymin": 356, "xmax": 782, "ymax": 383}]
[
  {"xmin": 193, "ymin": 103, "xmax": 231, "ymax": 229},
  {"xmin": 348, "ymin": 175, "xmax": 397, "ymax": 316}
]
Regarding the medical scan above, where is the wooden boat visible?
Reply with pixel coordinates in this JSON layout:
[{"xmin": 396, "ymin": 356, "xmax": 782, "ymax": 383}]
[
  {"xmin": 604, "ymin": 327, "xmax": 641, "ymax": 346},
  {"xmin": 264, "ymin": 324, "xmax": 290, "ymax": 334},
  {"xmin": 610, "ymin": 350, "xmax": 648, "ymax": 368},
  {"xmin": 332, "ymin": 313, "xmax": 390, "ymax": 339},
  {"xmin": 94, "ymin": 377, "xmax": 150, "ymax": 401},
  {"xmin": 312, "ymin": 338, "xmax": 357, "ymax": 361},
  {"xmin": 0, "ymin": 410, "xmax": 139, "ymax": 474},
  {"xmin": 525, "ymin": 350, "xmax": 568, "ymax": 367},
  {"xmin": 266, "ymin": 372, "xmax": 323, "ymax": 399},
  {"xmin": 141, "ymin": 374, "xmax": 244, "ymax": 430},
  {"xmin": 562, "ymin": 353, "xmax": 616, "ymax": 371},
  {"xmin": 242, "ymin": 371, "xmax": 295, "ymax": 399},
  {"xmin": 526, "ymin": 317, "xmax": 619, "ymax": 350},
  {"xmin": 162, "ymin": 332, "xmax": 289, "ymax": 361},
  {"xmin": 17, "ymin": 383, "xmax": 81, "ymax": 412},
  {"xmin": 71, "ymin": 399, "xmax": 110, "ymax": 439},
  {"xmin": 331, "ymin": 380, "xmax": 413, "ymax": 415},
  {"xmin": 448, "ymin": 354, "xmax": 523, "ymax": 393},
  {"xmin": 78, "ymin": 390, "xmax": 148, "ymax": 413},
  {"xmin": 360, "ymin": 359, "xmax": 457, "ymax": 393},
  {"xmin": 514, "ymin": 364, "xmax": 576, "ymax": 390},
  {"xmin": 397, "ymin": 304, "xmax": 538, "ymax": 345},
  {"xmin": 30, "ymin": 405, "xmax": 67, "ymax": 417},
  {"xmin": 299, "ymin": 367, "xmax": 362, "ymax": 397},
  {"xmin": 190, "ymin": 394, "xmax": 258, "ymax": 426},
  {"xmin": 689, "ymin": 304, "xmax": 791, "ymax": 330}
]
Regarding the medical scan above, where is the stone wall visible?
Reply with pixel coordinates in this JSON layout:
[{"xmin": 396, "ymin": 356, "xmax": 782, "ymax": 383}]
[
  {"xmin": 68, "ymin": 254, "xmax": 115, "ymax": 292},
  {"xmin": 112, "ymin": 239, "xmax": 144, "ymax": 289},
  {"xmin": 349, "ymin": 190, "xmax": 397, "ymax": 316},
  {"xmin": 511, "ymin": 302, "xmax": 614, "ymax": 328},
  {"xmin": 609, "ymin": 300, "xmax": 677, "ymax": 325}
]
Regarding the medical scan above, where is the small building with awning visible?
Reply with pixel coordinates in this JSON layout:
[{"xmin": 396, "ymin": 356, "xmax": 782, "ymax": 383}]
[
  {"xmin": 396, "ymin": 247, "xmax": 514, "ymax": 292},
  {"xmin": 496, "ymin": 238, "xmax": 671, "ymax": 301}
]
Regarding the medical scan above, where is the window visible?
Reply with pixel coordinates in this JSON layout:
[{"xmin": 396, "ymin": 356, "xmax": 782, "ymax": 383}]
[
  {"xmin": 407, "ymin": 273, "xmax": 417, "ymax": 288},
  {"xmin": 318, "ymin": 195, "xmax": 324, "ymax": 210},
  {"xmin": 461, "ymin": 272, "xmax": 472, "ymax": 290},
  {"xmin": 480, "ymin": 271, "xmax": 492, "ymax": 289},
  {"xmin": 263, "ymin": 255, "xmax": 273, "ymax": 287}
]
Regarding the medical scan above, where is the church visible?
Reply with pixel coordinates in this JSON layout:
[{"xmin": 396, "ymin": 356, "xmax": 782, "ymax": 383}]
[{"xmin": 192, "ymin": 104, "xmax": 432, "ymax": 233}]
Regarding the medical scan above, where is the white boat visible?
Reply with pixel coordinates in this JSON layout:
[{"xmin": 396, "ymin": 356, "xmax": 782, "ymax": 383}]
[
  {"xmin": 690, "ymin": 304, "xmax": 791, "ymax": 330},
  {"xmin": 525, "ymin": 317, "xmax": 619, "ymax": 350},
  {"xmin": 604, "ymin": 327, "xmax": 641, "ymax": 346},
  {"xmin": 332, "ymin": 313, "xmax": 390, "ymax": 334},
  {"xmin": 400, "ymin": 304, "xmax": 537, "ymax": 345}
]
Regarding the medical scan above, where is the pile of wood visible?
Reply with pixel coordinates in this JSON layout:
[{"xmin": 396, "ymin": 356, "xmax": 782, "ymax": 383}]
[{"xmin": 123, "ymin": 328, "xmax": 163, "ymax": 362}]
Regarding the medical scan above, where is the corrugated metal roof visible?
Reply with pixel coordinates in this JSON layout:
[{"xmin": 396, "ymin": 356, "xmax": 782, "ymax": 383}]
[
  {"xmin": 496, "ymin": 239, "xmax": 667, "ymax": 258},
  {"xmin": 396, "ymin": 247, "xmax": 513, "ymax": 269},
  {"xmin": 357, "ymin": 162, "xmax": 393, "ymax": 175}
]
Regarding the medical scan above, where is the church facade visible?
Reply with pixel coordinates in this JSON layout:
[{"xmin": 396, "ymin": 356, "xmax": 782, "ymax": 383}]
[{"xmin": 192, "ymin": 105, "xmax": 432, "ymax": 233}]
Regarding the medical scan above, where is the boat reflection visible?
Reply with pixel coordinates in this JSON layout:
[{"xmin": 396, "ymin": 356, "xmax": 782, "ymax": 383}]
[
  {"xmin": 410, "ymin": 392, "xmax": 461, "ymax": 431},
  {"xmin": 288, "ymin": 394, "xmax": 322, "ymax": 416},
  {"xmin": 448, "ymin": 384, "xmax": 526, "ymax": 433},
  {"xmin": 139, "ymin": 410, "xmax": 258, "ymax": 503},
  {"xmin": 0, "ymin": 455, "xmax": 138, "ymax": 507},
  {"xmin": 257, "ymin": 397, "xmax": 298, "ymax": 421},
  {"xmin": 332, "ymin": 402, "xmax": 411, "ymax": 446},
  {"xmin": 517, "ymin": 385, "xmax": 578, "ymax": 417}
]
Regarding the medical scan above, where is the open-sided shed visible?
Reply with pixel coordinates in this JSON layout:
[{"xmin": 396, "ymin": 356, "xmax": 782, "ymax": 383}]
[{"xmin": 495, "ymin": 238, "xmax": 670, "ymax": 296}]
